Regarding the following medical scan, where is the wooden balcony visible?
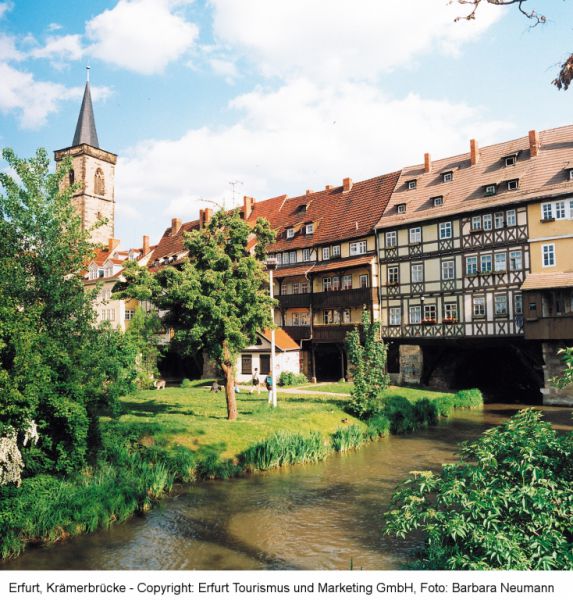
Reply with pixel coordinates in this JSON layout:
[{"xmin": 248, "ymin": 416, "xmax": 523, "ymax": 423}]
[
  {"xmin": 524, "ymin": 317, "xmax": 573, "ymax": 340},
  {"xmin": 313, "ymin": 287, "xmax": 374, "ymax": 309},
  {"xmin": 381, "ymin": 318, "xmax": 524, "ymax": 339},
  {"xmin": 282, "ymin": 325, "xmax": 311, "ymax": 341},
  {"xmin": 276, "ymin": 293, "xmax": 312, "ymax": 309}
]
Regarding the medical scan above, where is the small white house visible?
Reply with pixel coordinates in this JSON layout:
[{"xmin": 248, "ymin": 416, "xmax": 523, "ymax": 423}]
[{"xmin": 236, "ymin": 328, "xmax": 301, "ymax": 383}]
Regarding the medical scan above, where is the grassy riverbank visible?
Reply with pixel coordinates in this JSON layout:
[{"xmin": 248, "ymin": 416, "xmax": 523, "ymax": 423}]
[{"xmin": 0, "ymin": 382, "xmax": 481, "ymax": 559}]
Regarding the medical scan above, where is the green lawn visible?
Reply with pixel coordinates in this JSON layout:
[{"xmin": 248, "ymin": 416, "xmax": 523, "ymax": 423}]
[
  {"xmin": 111, "ymin": 380, "xmax": 457, "ymax": 460},
  {"xmin": 286, "ymin": 380, "xmax": 453, "ymax": 400}
]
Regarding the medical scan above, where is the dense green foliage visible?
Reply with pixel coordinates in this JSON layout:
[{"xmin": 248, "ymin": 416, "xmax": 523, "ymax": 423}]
[
  {"xmin": 346, "ymin": 312, "xmax": 390, "ymax": 418},
  {"xmin": 384, "ymin": 409, "xmax": 573, "ymax": 570},
  {"xmin": 553, "ymin": 347, "xmax": 573, "ymax": 389},
  {"xmin": 331, "ymin": 425, "xmax": 365, "ymax": 452},
  {"xmin": 278, "ymin": 371, "xmax": 308, "ymax": 386},
  {"xmin": 241, "ymin": 431, "xmax": 327, "ymax": 470},
  {"xmin": 116, "ymin": 210, "xmax": 275, "ymax": 420},
  {"xmin": 124, "ymin": 307, "xmax": 162, "ymax": 390},
  {"xmin": 0, "ymin": 149, "xmax": 137, "ymax": 474}
]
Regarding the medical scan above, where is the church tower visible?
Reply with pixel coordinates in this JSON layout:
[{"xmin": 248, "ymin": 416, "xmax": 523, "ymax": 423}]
[{"xmin": 54, "ymin": 68, "xmax": 117, "ymax": 245}]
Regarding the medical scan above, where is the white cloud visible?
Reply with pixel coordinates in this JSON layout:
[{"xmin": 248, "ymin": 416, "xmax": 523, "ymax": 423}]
[
  {"xmin": 210, "ymin": 0, "xmax": 502, "ymax": 82},
  {"xmin": 0, "ymin": 62, "xmax": 111, "ymax": 128},
  {"xmin": 115, "ymin": 79, "xmax": 510, "ymax": 245},
  {"xmin": 29, "ymin": 34, "xmax": 83, "ymax": 62},
  {"xmin": 208, "ymin": 57, "xmax": 238, "ymax": 82},
  {"xmin": 47, "ymin": 22, "xmax": 63, "ymax": 32},
  {"xmin": 0, "ymin": 33, "xmax": 23, "ymax": 61},
  {"xmin": 85, "ymin": 0, "xmax": 199, "ymax": 75},
  {"xmin": 0, "ymin": 2, "xmax": 11, "ymax": 19}
]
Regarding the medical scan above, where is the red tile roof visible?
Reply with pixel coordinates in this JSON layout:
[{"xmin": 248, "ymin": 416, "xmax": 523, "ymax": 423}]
[
  {"xmin": 522, "ymin": 272, "xmax": 573, "ymax": 291},
  {"xmin": 376, "ymin": 124, "xmax": 573, "ymax": 229},
  {"xmin": 261, "ymin": 327, "xmax": 300, "ymax": 351},
  {"xmin": 149, "ymin": 219, "xmax": 200, "ymax": 265},
  {"xmin": 246, "ymin": 172, "xmax": 400, "ymax": 252}
]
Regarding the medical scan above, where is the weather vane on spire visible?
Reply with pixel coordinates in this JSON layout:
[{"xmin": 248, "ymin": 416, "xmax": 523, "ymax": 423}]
[{"xmin": 86, "ymin": 65, "xmax": 91, "ymax": 83}]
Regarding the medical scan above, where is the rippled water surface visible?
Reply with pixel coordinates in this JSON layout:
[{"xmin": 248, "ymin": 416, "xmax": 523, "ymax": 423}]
[{"xmin": 3, "ymin": 404, "xmax": 571, "ymax": 570}]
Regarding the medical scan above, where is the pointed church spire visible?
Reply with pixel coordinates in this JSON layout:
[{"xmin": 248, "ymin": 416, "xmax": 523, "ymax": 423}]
[{"xmin": 72, "ymin": 67, "xmax": 99, "ymax": 148}]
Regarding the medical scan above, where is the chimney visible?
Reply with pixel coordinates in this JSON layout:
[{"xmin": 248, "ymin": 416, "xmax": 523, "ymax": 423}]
[
  {"xmin": 470, "ymin": 139, "xmax": 479, "ymax": 166},
  {"xmin": 108, "ymin": 238, "xmax": 119, "ymax": 251},
  {"xmin": 199, "ymin": 209, "xmax": 205, "ymax": 228},
  {"xmin": 424, "ymin": 153, "xmax": 432, "ymax": 174},
  {"xmin": 529, "ymin": 129, "xmax": 540, "ymax": 157},
  {"xmin": 306, "ymin": 189, "xmax": 313, "ymax": 195},
  {"xmin": 343, "ymin": 177, "xmax": 353, "ymax": 192},
  {"xmin": 243, "ymin": 195, "xmax": 254, "ymax": 219},
  {"xmin": 171, "ymin": 217, "xmax": 181, "ymax": 236},
  {"xmin": 142, "ymin": 235, "xmax": 150, "ymax": 256},
  {"xmin": 325, "ymin": 184, "xmax": 333, "ymax": 191},
  {"xmin": 204, "ymin": 208, "xmax": 213, "ymax": 224}
]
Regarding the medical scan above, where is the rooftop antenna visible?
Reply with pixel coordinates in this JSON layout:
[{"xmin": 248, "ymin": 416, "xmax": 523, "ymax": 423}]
[
  {"xmin": 229, "ymin": 180, "xmax": 243, "ymax": 206},
  {"xmin": 86, "ymin": 65, "xmax": 90, "ymax": 83}
]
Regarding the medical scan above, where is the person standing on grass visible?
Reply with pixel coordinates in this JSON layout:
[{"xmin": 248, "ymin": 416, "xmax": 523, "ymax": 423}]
[
  {"xmin": 265, "ymin": 374, "xmax": 273, "ymax": 404},
  {"xmin": 250, "ymin": 368, "xmax": 261, "ymax": 394}
]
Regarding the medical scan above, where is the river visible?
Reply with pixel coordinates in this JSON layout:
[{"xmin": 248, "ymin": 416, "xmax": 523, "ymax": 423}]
[{"xmin": 3, "ymin": 403, "xmax": 572, "ymax": 570}]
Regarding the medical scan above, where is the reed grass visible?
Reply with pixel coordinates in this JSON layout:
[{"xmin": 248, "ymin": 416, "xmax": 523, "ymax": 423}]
[{"xmin": 330, "ymin": 425, "xmax": 365, "ymax": 452}]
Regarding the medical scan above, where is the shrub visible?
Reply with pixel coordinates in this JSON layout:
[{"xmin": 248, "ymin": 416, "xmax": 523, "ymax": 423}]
[
  {"xmin": 346, "ymin": 312, "xmax": 390, "ymax": 419},
  {"xmin": 180, "ymin": 378, "xmax": 193, "ymax": 389},
  {"xmin": 384, "ymin": 409, "xmax": 573, "ymax": 570},
  {"xmin": 278, "ymin": 371, "xmax": 308, "ymax": 387},
  {"xmin": 331, "ymin": 425, "xmax": 365, "ymax": 452},
  {"xmin": 453, "ymin": 388, "xmax": 483, "ymax": 408},
  {"xmin": 241, "ymin": 431, "xmax": 327, "ymax": 470},
  {"xmin": 413, "ymin": 398, "xmax": 438, "ymax": 427},
  {"xmin": 382, "ymin": 396, "xmax": 416, "ymax": 434},
  {"xmin": 365, "ymin": 414, "xmax": 390, "ymax": 439},
  {"xmin": 433, "ymin": 396, "xmax": 454, "ymax": 418}
]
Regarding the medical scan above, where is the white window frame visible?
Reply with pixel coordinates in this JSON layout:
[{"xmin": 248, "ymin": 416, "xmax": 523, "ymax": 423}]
[
  {"xmin": 341, "ymin": 275, "xmax": 352, "ymax": 290},
  {"xmin": 409, "ymin": 305, "xmax": 422, "ymax": 324},
  {"xmin": 483, "ymin": 214, "xmax": 493, "ymax": 230},
  {"xmin": 494, "ymin": 212, "xmax": 504, "ymax": 229},
  {"xmin": 302, "ymin": 248, "xmax": 311, "ymax": 262},
  {"xmin": 397, "ymin": 203, "xmax": 406, "ymax": 214},
  {"xmin": 444, "ymin": 302, "xmax": 458, "ymax": 320},
  {"xmin": 409, "ymin": 227, "xmax": 422, "ymax": 244},
  {"xmin": 485, "ymin": 184, "xmax": 497, "ymax": 196},
  {"xmin": 481, "ymin": 253, "xmax": 493, "ymax": 273},
  {"xmin": 286, "ymin": 228, "xmax": 294, "ymax": 239},
  {"xmin": 305, "ymin": 223, "xmax": 314, "ymax": 234},
  {"xmin": 407, "ymin": 180, "xmax": 416, "ymax": 190},
  {"xmin": 423, "ymin": 304, "xmax": 437, "ymax": 322},
  {"xmin": 555, "ymin": 201, "xmax": 566, "ymax": 219},
  {"xmin": 322, "ymin": 247, "xmax": 330, "ymax": 261},
  {"xmin": 495, "ymin": 294, "xmax": 508, "ymax": 316},
  {"xmin": 385, "ymin": 231, "xmax": 397, "ymax": 248},
  {"xmin": 442, "ymin": 172, "xmax": 453, "ymax": 183},
  {"xmin": 494, "ymin": 252, "xmax": 507, "ymax": 272},
  {"xmin": 332, "ymin": 244, "xmax": 341, "ymax": 257},
  {"xmin": 542, "ymin": 203, "xmax": 553, "ymax": 220},
  {"xmin": 322, "ymin": 277, "xmax": 332, "ymax": 292},
  {"xmin": 466, "ymin": 256, "xmax": 478, "ymax": 275},
  {"xmin": 441, "ymin": 259, "xmax": 455, "ymax": 281},
  {"xmin": 411, "ymin": 263, "xmax": 424, "ymax": 283},
  {"xmin": 506, "ymin": 209, "xmax": 516, "ymax": 226},
  {"xmin": 433, "ymin": 196, "xmax": 444, "ymax": 207},
  {"xmin": 349, "ymin": 240, "xmax": 367, "ymax": 256},
  {"xmin": 387, "ymin": 266, "xmax": 399, "ymax": 284},
  {"xmin": 389, "ymin": 307, "xmax": 401, "ymax": 325},
  {"xmin": 509, "ymin": 250, "xmax": 522, "ymax": 271},
  {"xmin": 473, "ymin": 296, "xmax": 486, "ymax": 318},
  {"xmin": 471, "ymin": 216, "xmax": 482, "ymax": 231},
  {"xmin": 514, "ymin": 293, "xmax": 523, "ymax": 316},
  {"xmin": 439, "ymin": 221, "xmax": 452, "ymax": 240},
  {"xmin": 289, "ymin": 250, "xmax": 297, "ymax": 264},
  {"xmin": 359, "ymin": 274, "xmax": 369, "ymax": 288},
  {"xmin": 507, "ymin": 179, "xmax": 519, "ymax": 191},
  {"xmin": 542, "ymin": 243, "xmax": 556, "ymax": 267}
]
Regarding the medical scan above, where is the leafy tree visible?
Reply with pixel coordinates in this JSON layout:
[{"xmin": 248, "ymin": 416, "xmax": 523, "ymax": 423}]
[
  {"xmin": 453, "ymin": 0, "xmax": 572, "ymax": 90},
  {"xmin": 384, "ymin": 409, "xmax": 573, "ymax": 569},
  {"xmin": 553, "ymin": 346, "xmax": 573, "ymax": 389},
  {"xmin": 115, "ymin": 209, "xmax": 275, "ymax": 420},
  {"xmin": 345, "ymin": 311, "xmax": 389, "ymax": 418},
  {"xmin": 125, "ymin": 307, "xmax": 163, "ymax": 390},
  {"xmin": 0, "ymin": 148, "xmax": 136, "ymax": 475}
]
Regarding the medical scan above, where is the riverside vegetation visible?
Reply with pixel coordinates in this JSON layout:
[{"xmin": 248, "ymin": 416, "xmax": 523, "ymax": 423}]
[{"xmin": 0, "ymin": 380, "xmax": 482, "ymax": 559}]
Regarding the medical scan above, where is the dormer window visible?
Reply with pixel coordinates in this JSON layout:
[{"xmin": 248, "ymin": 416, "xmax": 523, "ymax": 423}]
[
  {"xmin": 507, "ymin": 179, "xmax": 519, "ymax": 191},
  {"xmin": 432, "ymin": 195, "xmax": 444, "ymax": 207},
  {"xmin": 286, "ymin": 228, "xmax": 294, "ymax": 239},
  {"xmin": 296, "ymin": 204, "xmax": 307, "ymax": 213},
  {"xmin": 484, "ymin": 184, "xmax": 497, "ymax": 197},
  {"xmin": 503, "ymin": 154, "xmax": 518, "ymax": 167},
  {"xmin": 406, "ymin": 180, "xmax": 417, "ymax": 190},
  {"xmin": 305, "ymin": 223, "xmax": 314, "ymax": 235},
  {"xmin": 566, "ymin": 168, "xmax": 573, "ymax": 181},
  {"xmin": 442, "ymin": 171, "xmax": 453, "ymax": 183},
  {"xmin": 397, "ymin": 203, "xmax": 407, "ymax": 214}
]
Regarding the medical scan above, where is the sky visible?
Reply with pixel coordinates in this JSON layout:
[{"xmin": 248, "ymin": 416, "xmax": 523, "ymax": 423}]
[{"xmin": 1, "ymin": 0, "xmax": 572, "ymax": 248}]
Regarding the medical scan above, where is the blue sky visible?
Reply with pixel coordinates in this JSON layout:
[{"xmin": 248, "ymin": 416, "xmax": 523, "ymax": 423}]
[{"xmin": 1, "ymin": 0, "xmax": 572, "ymax": 247}]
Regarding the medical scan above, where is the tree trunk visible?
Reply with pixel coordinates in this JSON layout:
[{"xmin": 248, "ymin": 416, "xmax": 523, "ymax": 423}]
[{"xmin": 221, "ymin": 342, "xmax": 238, "ymax": 421}]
